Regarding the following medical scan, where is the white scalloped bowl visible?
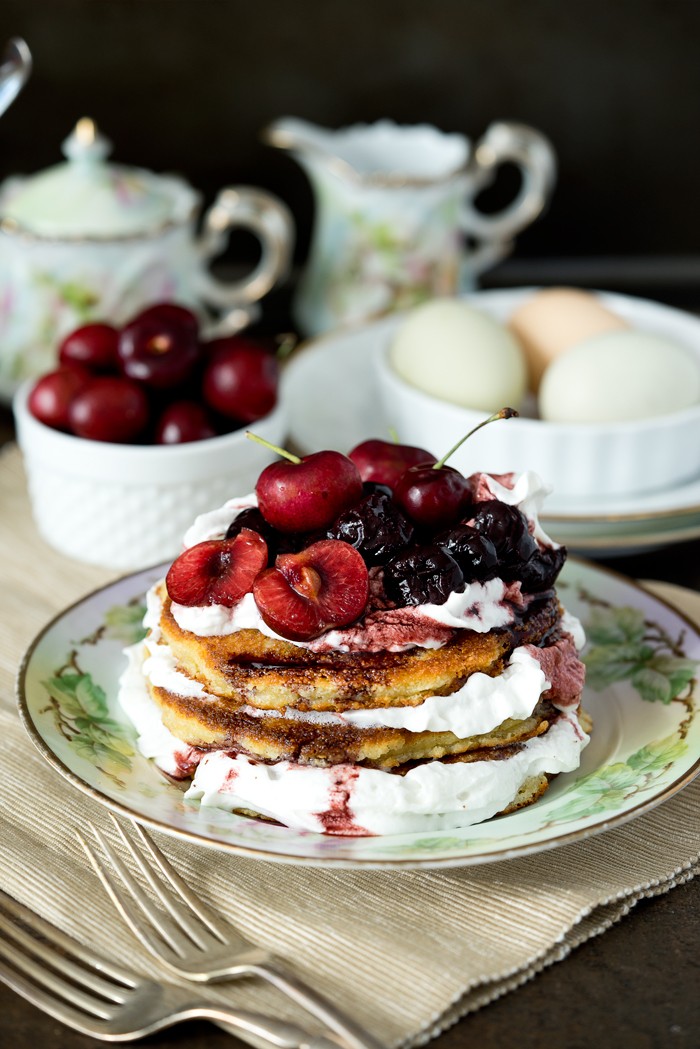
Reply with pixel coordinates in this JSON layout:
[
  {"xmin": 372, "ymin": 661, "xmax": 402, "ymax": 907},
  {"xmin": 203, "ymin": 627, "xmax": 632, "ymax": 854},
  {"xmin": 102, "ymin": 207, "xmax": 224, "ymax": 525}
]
[
  {"xmin": 376, "ymin": 289, "xmax": 700, "ymax": 498},
  {"xmin": 13, "ymin": 382, "xmax": 287, "ymax": 570}
]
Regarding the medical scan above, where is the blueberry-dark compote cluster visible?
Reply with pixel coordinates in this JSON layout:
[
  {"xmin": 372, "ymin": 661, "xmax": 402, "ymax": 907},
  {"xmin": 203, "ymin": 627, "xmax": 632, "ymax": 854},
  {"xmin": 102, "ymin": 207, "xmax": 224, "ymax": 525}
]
[
  {"xmin": 433, "ymin": 525, "xmax": 498, "ymax": 582},
  {"xmin": 383, "ymin": 546, "xmax": 464, "ymax": 606},
  {"xmin": 323, "ymin": 488, "xmax": 415, "ymax": 567},
  {"xmin": 468, "ymin": 501, "xmax": 565, "ymax": 592}
]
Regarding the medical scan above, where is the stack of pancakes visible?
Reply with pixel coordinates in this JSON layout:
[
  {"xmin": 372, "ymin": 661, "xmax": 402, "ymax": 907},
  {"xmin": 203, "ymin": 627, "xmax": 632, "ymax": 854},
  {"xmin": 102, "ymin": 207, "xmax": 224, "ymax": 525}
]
[{"xmin": 145, "ymin": 582, "xmax": 590, "ymax": 817}]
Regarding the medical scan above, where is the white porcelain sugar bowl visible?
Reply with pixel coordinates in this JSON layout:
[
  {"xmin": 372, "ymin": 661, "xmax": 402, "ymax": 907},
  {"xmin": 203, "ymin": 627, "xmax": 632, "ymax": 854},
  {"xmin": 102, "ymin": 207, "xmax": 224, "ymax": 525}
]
[{"xmin": 0, "ymin": 118, "xmax": 293, "ymax": 395}]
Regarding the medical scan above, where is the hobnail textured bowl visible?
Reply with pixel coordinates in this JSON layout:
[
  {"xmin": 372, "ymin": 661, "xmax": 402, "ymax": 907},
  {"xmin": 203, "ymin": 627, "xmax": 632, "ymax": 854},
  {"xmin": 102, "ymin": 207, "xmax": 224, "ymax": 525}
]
[{"xmin": 13, "ymin": 382, "xmax": 287, "ymax": 570}]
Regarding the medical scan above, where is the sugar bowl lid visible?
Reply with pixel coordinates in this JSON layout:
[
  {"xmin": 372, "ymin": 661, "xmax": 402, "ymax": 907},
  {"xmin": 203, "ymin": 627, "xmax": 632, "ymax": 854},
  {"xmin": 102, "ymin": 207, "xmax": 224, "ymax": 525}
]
[{"xmin": 0, "ymin": 118, "xmax": 199, "ymax": 239}]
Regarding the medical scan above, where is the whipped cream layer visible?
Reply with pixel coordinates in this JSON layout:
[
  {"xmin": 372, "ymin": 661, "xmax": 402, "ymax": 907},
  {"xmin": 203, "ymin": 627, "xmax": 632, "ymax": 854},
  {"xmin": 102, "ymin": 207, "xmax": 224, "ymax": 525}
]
[
  {"xmin": 118, "ymin": 641, "xmax": 588, "ymax": 835},
  {"xmin": 143, "ymin": 585, "xmax": 585, "ymax": 736},
  {"xmin": 170, "ymin": 575, "xmax": 524, "ymax": 649},
  {"xmin": 186, "ymin": 715, "xmax": 587, "ymax": 835},
  {"xmin": 119, "ymin": 642, "xmax": 202, "ymax": 777},
  {"xmin": 170, "ymin": 471, "xmax": 559, "ymax": 652}
]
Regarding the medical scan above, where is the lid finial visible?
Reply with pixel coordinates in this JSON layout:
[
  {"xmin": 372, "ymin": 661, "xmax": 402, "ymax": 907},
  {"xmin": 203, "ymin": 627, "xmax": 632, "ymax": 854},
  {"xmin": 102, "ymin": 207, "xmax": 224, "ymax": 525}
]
[{"xmin": 62, "ymin": 117, "xmax": 112, "ymax": 163}]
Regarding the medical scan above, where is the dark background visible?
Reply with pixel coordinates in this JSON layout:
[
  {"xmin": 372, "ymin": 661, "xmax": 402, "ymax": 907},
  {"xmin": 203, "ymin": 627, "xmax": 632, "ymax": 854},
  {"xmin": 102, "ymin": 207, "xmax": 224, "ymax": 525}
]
[{"xmin": 0, "ymin": 0, "xmax": 697, "ymax": 305}]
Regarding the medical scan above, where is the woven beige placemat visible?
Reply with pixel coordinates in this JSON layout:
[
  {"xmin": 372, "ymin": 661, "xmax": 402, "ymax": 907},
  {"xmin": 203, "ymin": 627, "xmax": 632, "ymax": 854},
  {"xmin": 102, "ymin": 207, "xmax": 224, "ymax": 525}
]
[{"xmin": 1, "ymin": 441, "xmax": 700, "ymax": 1047}]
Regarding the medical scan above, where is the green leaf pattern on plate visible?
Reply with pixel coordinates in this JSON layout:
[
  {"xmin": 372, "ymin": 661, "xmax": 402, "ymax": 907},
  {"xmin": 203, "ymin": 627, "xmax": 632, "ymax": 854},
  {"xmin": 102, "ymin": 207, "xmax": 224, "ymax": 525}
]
[
  {"xmin": 545, "ymin": 732, "xmax": 689, "ymax": 824},
  {"xmin": 40, "ymin": 648, "xmax": 136, "ymax": 789},
  {"xmin": 581, "ymin": 600, "xmax": 698, "ymax": 705},
  {"xmin": 103, "ymin": 602, "xmax": 148, "ymax": 645}
]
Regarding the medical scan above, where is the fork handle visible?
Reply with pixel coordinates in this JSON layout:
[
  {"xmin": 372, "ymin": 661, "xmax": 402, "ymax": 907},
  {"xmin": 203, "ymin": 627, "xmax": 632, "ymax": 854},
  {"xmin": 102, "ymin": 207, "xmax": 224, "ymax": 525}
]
[
  {"xmin": 175, "ymin": 1003, "xmax": 339, "ymax": 1049},
  {"xmin": 215, "ymin": 1020, "xmax": 340, "ymax": 1049},
  {"xmin": 245, "ymin": 963, "xmax": 384, "ymax": 1049}
]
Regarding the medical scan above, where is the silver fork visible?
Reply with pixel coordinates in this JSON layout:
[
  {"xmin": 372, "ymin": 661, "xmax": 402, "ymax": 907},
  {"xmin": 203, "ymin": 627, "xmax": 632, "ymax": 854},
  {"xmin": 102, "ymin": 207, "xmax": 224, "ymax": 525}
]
[
  {"xmin": 79, "ymin": 816, "xmax": 382, "ymax": 1049},
  {"xmin": 0, "ymin": 887, "xmax": 341, "ymax": 1046}
]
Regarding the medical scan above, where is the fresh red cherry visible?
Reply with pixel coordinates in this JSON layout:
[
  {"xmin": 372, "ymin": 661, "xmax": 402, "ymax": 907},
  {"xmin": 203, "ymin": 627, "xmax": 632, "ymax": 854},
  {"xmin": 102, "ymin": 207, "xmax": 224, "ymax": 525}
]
[
  {"xmin": 28, "ymin": 365, "xmax": 91, "ymax": 431},
  {"xmin": 394, "ymin": 464, "xmax": 471, "ymax": 529},
  {"xmin": 349, "ymin": 438, "xmax": 436, "ymax": 490},
  {"xmin": 202, "ymin": 337, "xmax": 278, "ymax": 423},
  {"xmin": 155, "ymin": 400, "xmax": 216, "ymax": 444},
  {"xmin": 135, "ymin": 303, "xmax": 199, "ymax": 334},
  {"xmin": 166, "ymin": 529, "xmax": 268, "ymax": 607},
  {"xmin": 393, "ymin": 409, "xmax": 519, "ymax": 529},
  {"xmin": 59, "ymin": 323, "xmax": 120, "ymax": 373},
  {"xmin": 248, "ymin": 434, "xmax": 363, "ymax": 533},
  {"xmin": 118, "ymin": 306, "xmax": 200, "ymax": 388},
  {"xmin": 67, "ymin": 377, "xmax": 149, "ymax": 442},
  {"xmin": 253, "ymin": 540, "xmax": 369, "ymax": 641}
]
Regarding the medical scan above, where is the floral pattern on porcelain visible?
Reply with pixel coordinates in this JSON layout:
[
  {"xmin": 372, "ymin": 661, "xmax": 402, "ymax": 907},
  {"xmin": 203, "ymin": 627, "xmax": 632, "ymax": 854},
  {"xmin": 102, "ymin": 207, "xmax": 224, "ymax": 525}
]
[
  {"xmin": 18, "ymin": 559, "xmax": 700, "ymax": 868},
  {"xmin": 266, "ymin": 118, "xmax": 556, "ymax": 335},
  {"xmin": 0, "ymin": 225, "xmax": 197, "ymax": 382}
]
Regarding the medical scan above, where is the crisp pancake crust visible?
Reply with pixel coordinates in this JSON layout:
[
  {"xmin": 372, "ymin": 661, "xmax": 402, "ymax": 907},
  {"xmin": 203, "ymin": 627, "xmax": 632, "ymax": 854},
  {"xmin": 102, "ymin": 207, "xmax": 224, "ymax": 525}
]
[
  {"xmin": 147, "ymin": 674, "xmax": 556, "ymax": 767},
  {"xmin": 157, "ymin": 583, "xmax": 561, "ymax": 710}
]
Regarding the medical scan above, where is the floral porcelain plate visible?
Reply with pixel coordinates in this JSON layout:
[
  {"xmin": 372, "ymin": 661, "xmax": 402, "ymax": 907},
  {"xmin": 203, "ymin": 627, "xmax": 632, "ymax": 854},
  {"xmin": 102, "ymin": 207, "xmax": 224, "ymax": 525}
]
[{"xmin": 16, "ymin": 558, "xmax": 700, "ymax": 869}]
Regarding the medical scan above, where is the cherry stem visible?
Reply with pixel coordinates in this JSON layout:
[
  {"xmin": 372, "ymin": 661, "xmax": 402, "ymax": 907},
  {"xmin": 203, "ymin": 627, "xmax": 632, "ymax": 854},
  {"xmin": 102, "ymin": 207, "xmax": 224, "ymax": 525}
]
[
  {"xmin": 246, "ymin": 431, "xmax": 301, "ymax": 464},
  {"xmin": 433, "ymin": 407, "xmax": 519, "ymax": 470},
  {"xmin": 388, "ymin": 426, "xmax": 400, "ymax": 444},
  {"xmin": 275, "ymin": 332, "xmax": 298, "ymax": 361}
]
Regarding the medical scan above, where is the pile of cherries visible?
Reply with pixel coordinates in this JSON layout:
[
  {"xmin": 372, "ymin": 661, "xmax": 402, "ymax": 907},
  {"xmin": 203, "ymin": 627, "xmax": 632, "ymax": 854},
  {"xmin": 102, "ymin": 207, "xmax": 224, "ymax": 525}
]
[
  {"xmin": 28, "ymin": 302, "xmax": 278, "ymax": 444},
  {"xmin": 166, "ymin": 418, "xmax": 566, "ymax": 643}
]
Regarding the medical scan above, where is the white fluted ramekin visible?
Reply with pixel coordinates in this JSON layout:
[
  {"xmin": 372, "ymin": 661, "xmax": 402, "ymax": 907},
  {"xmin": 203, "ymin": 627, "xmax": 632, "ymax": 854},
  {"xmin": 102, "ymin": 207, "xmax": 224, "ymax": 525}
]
[
  {"xmin": 376, "ymin": 289, "xmax": 700, "ymax": 499},
  {"xmin": 13, "ymin": 382, "xmax": 287, "ymax": 570}
]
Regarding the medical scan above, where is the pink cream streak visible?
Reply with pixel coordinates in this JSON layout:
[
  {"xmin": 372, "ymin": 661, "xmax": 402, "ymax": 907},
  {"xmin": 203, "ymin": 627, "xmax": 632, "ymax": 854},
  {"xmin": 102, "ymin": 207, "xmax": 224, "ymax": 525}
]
[
  {"xmin": 523, "ymin": 633, "xmax": 586, "ymax": 712},
  {"xmin": 314, "ymin": 766, "xmax": 372, "ymax": 836},
  {"xmin": 169, "ymin": 743, "xmax": 208, "ymax": 779},
  {"xmin": 467, "ymin": 471, "xmax": 517, "ymax": 502}
]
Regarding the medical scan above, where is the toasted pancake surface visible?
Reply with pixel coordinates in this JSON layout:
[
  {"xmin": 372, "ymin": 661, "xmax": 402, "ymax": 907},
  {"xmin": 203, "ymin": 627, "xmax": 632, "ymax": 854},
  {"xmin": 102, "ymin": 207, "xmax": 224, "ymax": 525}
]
[
  {"xmin": 147, "ymin": 675, "xmax": 555, "ymax": 767},
  {"xmin": 157, "ymin": 584, "xmax": 561, "ymax": 710}
]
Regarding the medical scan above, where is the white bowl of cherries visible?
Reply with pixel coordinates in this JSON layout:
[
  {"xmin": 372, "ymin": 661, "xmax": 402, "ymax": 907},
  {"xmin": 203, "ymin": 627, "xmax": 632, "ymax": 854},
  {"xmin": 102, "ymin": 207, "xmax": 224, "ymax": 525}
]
[{"xmin": 13, "ymin": 303, "xmax": 287, "ymax": 570}]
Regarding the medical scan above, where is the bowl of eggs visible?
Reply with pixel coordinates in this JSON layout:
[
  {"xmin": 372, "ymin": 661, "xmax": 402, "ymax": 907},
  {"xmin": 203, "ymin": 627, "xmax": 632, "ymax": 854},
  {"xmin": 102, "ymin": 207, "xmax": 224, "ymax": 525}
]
[{"xmin": 376, "ymin": 287, "xmax": 700, "ymax": 498}]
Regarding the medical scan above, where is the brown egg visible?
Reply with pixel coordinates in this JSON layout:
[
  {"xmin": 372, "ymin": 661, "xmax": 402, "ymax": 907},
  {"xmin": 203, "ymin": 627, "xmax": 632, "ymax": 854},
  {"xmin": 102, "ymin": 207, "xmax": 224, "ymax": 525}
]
[{"xmin": 509, "ymin": 288, "xmax": 628, "ymax": 391}]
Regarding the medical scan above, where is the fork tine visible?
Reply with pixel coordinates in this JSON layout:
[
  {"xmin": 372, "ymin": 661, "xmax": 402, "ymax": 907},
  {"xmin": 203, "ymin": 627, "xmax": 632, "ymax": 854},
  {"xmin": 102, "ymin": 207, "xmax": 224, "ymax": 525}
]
[
  {"xmin": 0, "ymin": 909, "xmax": 128, "ymax": 1004},
  {"xmin": 78, "ymin": 829, "xmax": 189, "ymax": 960},
  {"xmin": 130, "ymin": 820, "xmax": 235, "ymax": 945},
  {"xmin": 0, "ymin": 926, "xmax": 117, "ymax": 1020},
  {"xmin": 0, "ymin": 889, "xmax": 137, "ymax": 987},
  {"xmin": 0, "ymin": 953, "xmax": 106, "ymax": 1035},
  {"xmin": 108, "ymin": 815, "xmax": 217, "ymax": 950}
]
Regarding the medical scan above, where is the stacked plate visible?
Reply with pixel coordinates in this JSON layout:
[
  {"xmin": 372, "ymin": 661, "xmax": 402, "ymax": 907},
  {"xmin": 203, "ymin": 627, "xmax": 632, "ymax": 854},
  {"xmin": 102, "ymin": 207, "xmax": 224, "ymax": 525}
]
[{"xmin": 280, "ymin": 293, "xmax": 700, "ymax": 557}]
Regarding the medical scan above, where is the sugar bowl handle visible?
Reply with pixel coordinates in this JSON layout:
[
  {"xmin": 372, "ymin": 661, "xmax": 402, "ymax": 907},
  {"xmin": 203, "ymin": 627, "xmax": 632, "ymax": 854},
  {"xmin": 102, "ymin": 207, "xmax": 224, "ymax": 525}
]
[
  {"xmin": 196, "ymin": 186, "xmax": 294, "ymax": 308},
  {"xmin": 460, "ymin": 121, "xmax": 557, "ymax": 272}
]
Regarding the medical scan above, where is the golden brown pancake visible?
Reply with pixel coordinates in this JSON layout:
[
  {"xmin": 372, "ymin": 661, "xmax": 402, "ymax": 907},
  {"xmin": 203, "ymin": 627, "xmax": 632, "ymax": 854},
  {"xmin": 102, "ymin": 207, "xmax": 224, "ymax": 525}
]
[
  {"xmin": 156, "ymin": 583, "xmax": 561, "ymax": 710},
  {"xmin": 146, "ymin": 672, "xmax": 556, "ymax": 768}
]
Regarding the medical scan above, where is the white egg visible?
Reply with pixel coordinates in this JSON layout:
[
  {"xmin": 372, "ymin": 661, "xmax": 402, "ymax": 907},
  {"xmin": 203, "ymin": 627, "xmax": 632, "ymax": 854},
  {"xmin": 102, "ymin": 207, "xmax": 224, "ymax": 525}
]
[
  {"xmin": 390, "ymin": 298, "xmax": 527, "ymax": 411},
  {"xmin": 539, "ymin": 330, "xmax": 700, "ymax": 424}
]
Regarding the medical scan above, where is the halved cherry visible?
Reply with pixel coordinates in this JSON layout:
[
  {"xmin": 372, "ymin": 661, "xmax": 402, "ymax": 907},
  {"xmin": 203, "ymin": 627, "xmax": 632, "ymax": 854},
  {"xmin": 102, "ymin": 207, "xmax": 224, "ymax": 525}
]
[
  {"xmin": 253, "ymin": 539, "xmax": 369, "ymax": 641},
  {"xmin": 166, "ymin": 528, "xmax": 268, "ymax": 607}
]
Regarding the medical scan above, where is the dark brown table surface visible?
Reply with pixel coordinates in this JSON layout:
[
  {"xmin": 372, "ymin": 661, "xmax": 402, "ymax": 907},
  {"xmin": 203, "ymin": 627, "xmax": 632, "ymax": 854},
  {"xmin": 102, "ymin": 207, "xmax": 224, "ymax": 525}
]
[{"xmin": 2, "ymin": 405, "xmax": 700, "ymax": 1049}]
